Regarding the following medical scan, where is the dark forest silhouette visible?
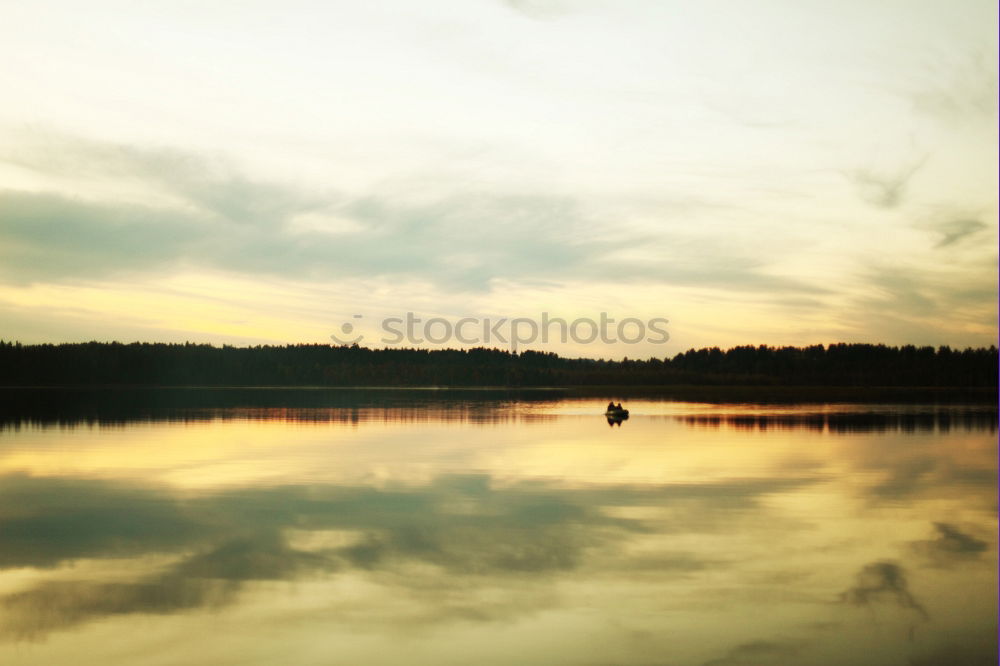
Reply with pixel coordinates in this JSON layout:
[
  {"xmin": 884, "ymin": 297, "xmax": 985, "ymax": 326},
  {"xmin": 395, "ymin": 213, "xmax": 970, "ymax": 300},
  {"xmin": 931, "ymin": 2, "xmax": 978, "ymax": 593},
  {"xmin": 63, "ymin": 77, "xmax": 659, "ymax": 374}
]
[{"xmin": 0, "ymin": 341, "xmax": 995, "ymax": 388}]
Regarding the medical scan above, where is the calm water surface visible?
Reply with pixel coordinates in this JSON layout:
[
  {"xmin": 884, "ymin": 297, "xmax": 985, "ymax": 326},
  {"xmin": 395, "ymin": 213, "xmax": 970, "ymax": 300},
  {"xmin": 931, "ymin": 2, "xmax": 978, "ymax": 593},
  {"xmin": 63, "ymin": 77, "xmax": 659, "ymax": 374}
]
[{"xmin": 0, "ymin": 390, "xmax": 996, "ymax": 665}]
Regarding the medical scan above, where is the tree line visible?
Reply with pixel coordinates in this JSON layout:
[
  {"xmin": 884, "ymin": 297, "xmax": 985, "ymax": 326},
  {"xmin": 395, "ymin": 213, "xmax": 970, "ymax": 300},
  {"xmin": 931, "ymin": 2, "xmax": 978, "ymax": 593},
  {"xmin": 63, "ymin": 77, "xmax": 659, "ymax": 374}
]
[{"xmin": 0, "ymin": 341, "xmax": 995, "ymax": 387}]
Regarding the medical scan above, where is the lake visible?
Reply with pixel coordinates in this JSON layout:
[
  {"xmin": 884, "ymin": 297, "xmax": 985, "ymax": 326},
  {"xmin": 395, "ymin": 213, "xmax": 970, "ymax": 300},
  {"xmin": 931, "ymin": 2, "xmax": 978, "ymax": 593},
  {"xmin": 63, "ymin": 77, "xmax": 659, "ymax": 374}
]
[{"xmin": 0, "ymin": 389, "xmax": 996, "ymax": 665}]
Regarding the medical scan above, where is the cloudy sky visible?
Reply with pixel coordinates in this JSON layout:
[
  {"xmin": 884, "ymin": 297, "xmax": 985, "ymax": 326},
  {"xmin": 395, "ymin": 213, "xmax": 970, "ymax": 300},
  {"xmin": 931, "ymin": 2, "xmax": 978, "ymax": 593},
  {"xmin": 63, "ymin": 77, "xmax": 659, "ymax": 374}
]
[{"xmin": 0, "ymin": 0, "xmax": 996, "ymax": 357}]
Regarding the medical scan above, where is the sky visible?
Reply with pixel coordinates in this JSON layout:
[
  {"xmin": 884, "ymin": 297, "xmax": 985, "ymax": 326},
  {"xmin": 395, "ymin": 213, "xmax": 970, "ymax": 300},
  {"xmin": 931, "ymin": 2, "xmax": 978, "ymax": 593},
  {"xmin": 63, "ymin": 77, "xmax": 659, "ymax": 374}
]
[{"xmin": 0, "ymin": 0, "xmax": 996, "ymax": 358}]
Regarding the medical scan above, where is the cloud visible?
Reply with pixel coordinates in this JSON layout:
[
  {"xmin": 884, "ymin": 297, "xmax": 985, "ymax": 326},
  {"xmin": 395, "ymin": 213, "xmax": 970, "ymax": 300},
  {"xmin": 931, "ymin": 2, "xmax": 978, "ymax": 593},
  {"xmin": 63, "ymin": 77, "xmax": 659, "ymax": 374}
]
[
  {"xmin": 910, "ymin": 522, "xmax": 989, "ymax": 567},
  {"xmin": 846, "ymin": 157, "xmax": 925, "ymax": 209},
  {"xmin": 0, "ymin": 576, "xmax": 237, "ymax": 641},
  {"xmin": 0, "ymin": 191, "xmax": 211, "ymax": 283},
  {"xmin": 833, "ymin": 431, "xmax": 997, "ymax": 512},
  {"xmin": 908, "ymin": 639, "xmax": 999, "ymax": 666},
  {"xmin": 0, "ymin": 475, "xmax": 213, "ymax": 569},
  {"xmin": 175, "ymin": 532, "xmax": 335, "ymax": 581},
  {"xmin": 3, "ymin": 132, "xmax": 319, "ymax": 227},
  {"xmin": 701, "ymin": 639, "xmax": 800, "ymax": 666},
  {"xmin": 922, "ymin": 218, "xmax": 988, "ymax": 249},
  {"xmin": 843, "ymin": 260, "xmax": 998, "ymax": 347},
  {"xmin": 0, "ymin": 472, "xmax": 816, "ymax": 640},
  {"xmin": 0, "ymin": 187, "xmax": 591, "ymax": 289},
  {"xmin": 839, "ymin": 561, "xmax": 928, "ymax": 619},
  {"xmin": 860, "ymin": 452, "xmax": 995, "ymax": 506},
  {"xmin": 0, "ymin": 132, "xmax": 828, "ymax": 296},
  {"xmin": 901, "ymin": 49, "xmax": 998, "ymax": 125}
]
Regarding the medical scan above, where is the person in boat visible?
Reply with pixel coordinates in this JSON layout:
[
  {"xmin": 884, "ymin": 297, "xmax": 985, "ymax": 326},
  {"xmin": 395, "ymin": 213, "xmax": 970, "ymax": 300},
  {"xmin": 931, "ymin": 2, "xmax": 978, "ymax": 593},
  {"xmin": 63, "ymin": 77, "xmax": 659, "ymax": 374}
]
[
  {"xmin": 607, "ymin": 401, "xmax": 616, "ymax": 412},
  {"xmin": 615, "ymin": 402, "xmax": 623, "ymax": 411}
]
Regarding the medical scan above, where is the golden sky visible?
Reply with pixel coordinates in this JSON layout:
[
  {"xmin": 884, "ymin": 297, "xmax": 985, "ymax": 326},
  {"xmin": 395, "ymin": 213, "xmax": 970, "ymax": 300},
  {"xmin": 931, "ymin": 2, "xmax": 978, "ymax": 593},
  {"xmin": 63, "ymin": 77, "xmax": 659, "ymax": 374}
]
[{"xmin": 0, "ymin": 0, "xmax": 996, "ymax": 357}]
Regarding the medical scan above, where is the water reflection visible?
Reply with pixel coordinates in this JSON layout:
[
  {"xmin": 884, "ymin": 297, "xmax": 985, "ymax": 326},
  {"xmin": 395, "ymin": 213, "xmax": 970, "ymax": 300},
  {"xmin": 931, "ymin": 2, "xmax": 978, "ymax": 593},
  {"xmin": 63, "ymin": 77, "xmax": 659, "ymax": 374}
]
[
  {"xmin": 0, "ymin": 394, "xmax": 995, "ymax": 666},
  {"xmin": 0, "ymin": 387, "xmax": 566, "ymax": 430},
  {"xmin": 0, "ymin": 470, "xmax": 849, "ymax": 643},
  {"xmin": 606, "ymin": 413, "xmax": 629, "ymax": 427},
  {"xmin": 678, "ymin": 409, "xmax": 998, "ymax": 433},
  {"xmin": 2, "ymin": 388, "xmax": 995, "ymax": 433}
]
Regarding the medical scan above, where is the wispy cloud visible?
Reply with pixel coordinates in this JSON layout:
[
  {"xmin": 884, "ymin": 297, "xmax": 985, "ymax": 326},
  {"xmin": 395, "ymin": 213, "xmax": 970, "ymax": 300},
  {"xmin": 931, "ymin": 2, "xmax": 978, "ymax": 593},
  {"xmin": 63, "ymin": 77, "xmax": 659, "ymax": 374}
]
[
  {"xmin": 0, "ymin": 133, "xmax": 828, "ymax": 296},
  {"xmin": 846, "ymin": 157, "xmax": 926, "ymax": 209},
  {"xmin": 920, "ymin": 217, "xmax": 988, "ymax": 249},
  {"xmin": 839, "ymin": 561, "xmax": 928, "ymax": 620},
  {"xmin": 702, "ymin": 640, "xmax": 801, "ymax": 666},
  {"xmin": 0, "ymin": 472, "xmax": 817, "ymax": 639},
  {"xmin": 901, "ymin": 49, "xmax": 998, "ymax": 125},
  {"xmin": 842, "ymin": 259, "xmax": 998, "ymax": 347},
  {"xmin": 910, "ymin": 522, "xmax": 989, "ymax": 568}
]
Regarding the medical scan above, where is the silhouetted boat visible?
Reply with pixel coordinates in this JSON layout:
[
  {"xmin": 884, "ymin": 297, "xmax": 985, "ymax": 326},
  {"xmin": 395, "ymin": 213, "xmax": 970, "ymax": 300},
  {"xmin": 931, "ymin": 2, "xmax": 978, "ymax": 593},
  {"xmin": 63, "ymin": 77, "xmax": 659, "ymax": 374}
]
[{"xmin": 605, "ymin": 408, "xmax": 629, "ymax": 419}]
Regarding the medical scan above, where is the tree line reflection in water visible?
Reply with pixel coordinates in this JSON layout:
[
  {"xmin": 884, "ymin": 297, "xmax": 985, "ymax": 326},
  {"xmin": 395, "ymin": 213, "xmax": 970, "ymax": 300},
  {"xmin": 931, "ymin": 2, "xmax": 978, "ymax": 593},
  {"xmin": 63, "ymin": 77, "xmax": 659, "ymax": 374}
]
[{"xmin": 1, "ymin": 388, "xmax": 996, "ymax": 433}]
